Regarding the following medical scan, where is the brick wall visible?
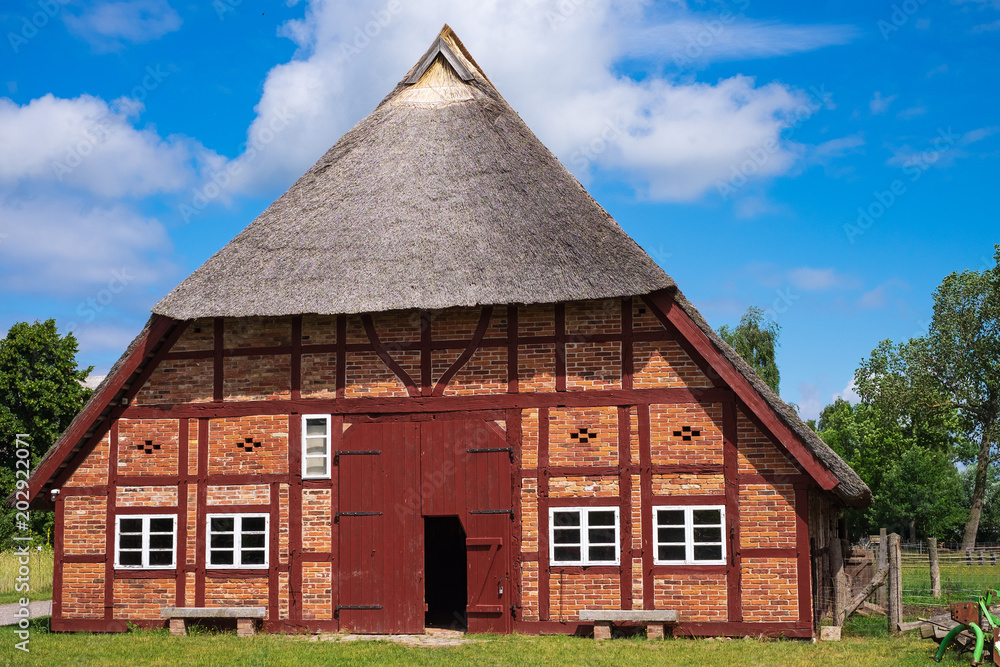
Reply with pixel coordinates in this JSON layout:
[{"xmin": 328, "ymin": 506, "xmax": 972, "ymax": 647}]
[
  {"xmin": 549, "ymin": 572, "xmax": 620, "ymax": 620},
  {"xmin": 64, "ymin": 434, "xmax": 108, "ymax": 487},
  {"xmin": 223, "ymin": 354, "xmax": 291, "ymax": 401},
  {"xmin": 302, "ymin": 488, "xmax": 332, "ymax": 552},
  {"xmin": 632, "ymin": 296, "xmax": 664, "ymax": 333},
  {"xmin": 548, "ymin": 476, "xmax": 619, "ymax": 498},
  {"xmin": 204, "ymin": 577, "xmax": 269, "ymax": 615},
  {"xmin": 206, "ymin": 484, "xmax": 270, "ymax": 506},
  {"xmin": 738, "ymin": 410, "xmax": 801, "ymax": 474},
  {"xmin": 740, "ymin": 483, "xmax": 796, "ymax": 549},
  {"xmin": 225, "ymin": 316, "xmax": 291, "ymax": 349},
  {"xmin": 133, "ymin": 358, "xmax": 213, "ymax": 405},
  {"xmin": 741, "ymin": 558, "xmax": 797, "ymax": 622},
  {"xmin": 61, "ymin": 563, "xmax": 104, "ymax": 618},
  {"xmin": 113, "ymin": 578, "xmax": 174, "ymax": 619},
  {"xmin": 518, "ymin": 304, "xmax": 554, "ymax": 336},
  {"xmin": 301, "ymin": 352, "xmax": 337, "ymax": 398},
  {"xmin": 171, "ymin": 318, "xmax": 214, "ymax": 352},
  {"xmin": 652, "ymin": 473, "xmax": 724, "ymax": 496},
  {"xmin": 207, "ymin": 416, "xmax": 288, "ymax": 476},
  {"xmin": 521, "ymin": 409, "xmax": 539, "ymax": 469},
  {"xmin": 517, "ymin": 343, "xmax": 556, "ymax": 392},
  {"xmin": 117, "ymin": 419, "xmax": 179, "ymax": 477},
  {"xmin": 345, "ymin": 351, "xmax": 416, "ymax": 398},
  {"xmin": 653, "ymin": 574, "xmax": 727, "ymax": 621},
  {"xmin": 566, "ymin": 341, "xmax": 621, "ymax": 391},
  {"xmin": 63, "ymin": 496, "xmax": 106, "ymax": 555},
  {"xmin": 521, "ymin": 561, "xmax": 539, "ymax": 621},
  {"xmin": 634, "ymin": 340, "xmax": 713, "ymax": 388},
  {"xmin": 301, "ymin": 314, "xmax": 338, "ymax": 345},
  {"xmin": 439, "ymin": 346, "xmax": 507, "ymax": 395},
  {"xmin": 549, "ymin": 406, "xmax": 618, "ymax": 467},
  {"xmin": 116, "ymin": 486, "xmax": 178, "ymax": 507},
  {"xmin": 565, "ymin": 299, "xmax": 621, "ymax": 336},
  {"xmin": 301, "ymin": 563, "xmax": 333, "ymax": 620},
  {"xmin": 521, "ymin": 478, "xmax": 538, "ymax": 552},
  {"xmin": 649, "ymin": 403, "xmax": 723, "ymax": 466}
]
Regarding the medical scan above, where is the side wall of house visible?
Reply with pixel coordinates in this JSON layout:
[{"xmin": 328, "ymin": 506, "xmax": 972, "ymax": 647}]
[{"xmin": 54, "ymin": 297, "xmax": 817, "ymax": 636}]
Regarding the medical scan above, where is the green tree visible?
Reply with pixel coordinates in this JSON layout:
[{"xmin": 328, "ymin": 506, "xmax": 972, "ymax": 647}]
[
  {"xmin": 719, "ymin": 306, "xmax": 781, "ymax": 394},
  {"xmin": 0, "ymin": 320, "xmax": 92, "ymax": 548},
  {"xmin": 855, "ymin": 246, "xmax": 1000, "ymax": 549}
]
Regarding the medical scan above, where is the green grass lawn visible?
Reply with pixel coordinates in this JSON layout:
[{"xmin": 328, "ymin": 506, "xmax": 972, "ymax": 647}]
[
  {"xmin": 902, "ymin": 561, "xmax": 1000, "ymax": 605},
  {"xmin": 0, "ymin": 616, "xmax": 972, "ymax": 667}
]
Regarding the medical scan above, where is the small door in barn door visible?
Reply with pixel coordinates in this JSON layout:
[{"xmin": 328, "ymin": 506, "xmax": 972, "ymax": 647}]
[
  {"xmin": 464, "ymin": 425, "xmax": 514, "ymax": 634},
  {"xmin": 337, "ymin": 422, "xmax": 422, "ymax": 634}
]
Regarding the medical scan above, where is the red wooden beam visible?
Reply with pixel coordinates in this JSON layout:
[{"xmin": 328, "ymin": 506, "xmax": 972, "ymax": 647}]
[
  {"xmin": 213, "ymin": 318, "xmax": 224, "ymax": 402},
  {"xmin": 507, "ymin": 305, "xmax": 519, "ymax": 394},
  {"xmin": 361, "ymin": 314, "xmax": 419, "ymax": 398},
  {"xmin": 638, "ymin": 404, "xmax": 654, "ymax": 610},
  {"xmin": 795, "ymin": 486, "xmax": 813, "ymax": 628},
  {"xmin": 723, "ymin": 400, "xmax": 741, "ymax": 622},
  {"xmin": 537, "ymin": 408, "xmax": 550, "ymax": 622},
  {"xmin": 291, "ymin": 316, "xmax": 302, "ymax": 400},
  {"xmin": 433, "ymin": 306, "xmax": 493, "ymax": 396},
  {"xmin": 617, "ymin": 406, "xmax": 632, "ymax": 610},
  {"xmin": 103, "ymin": 422, "xmax": 118, "ymax": 621},
  {"xmin": 644, "ymin": 290, "xmax": 839, "ymax": 491},
  {"xmin": 554, "ymin": 304, "xmax": 566, "ymax": 392}
]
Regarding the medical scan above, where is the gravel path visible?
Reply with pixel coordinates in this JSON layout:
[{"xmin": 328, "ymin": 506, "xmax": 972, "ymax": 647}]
[{"xmin": 0, "ymin": 600, "xmax": 51, "ymax": 626}]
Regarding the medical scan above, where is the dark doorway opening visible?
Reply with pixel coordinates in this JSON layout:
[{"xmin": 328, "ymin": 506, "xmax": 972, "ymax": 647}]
[{"xmin": 424, "ymin": 516, "xmax": 467, "ymax": 630}]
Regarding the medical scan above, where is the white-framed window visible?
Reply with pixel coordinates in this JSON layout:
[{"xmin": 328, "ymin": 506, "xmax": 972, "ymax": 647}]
[
  {"xmin": 302, "ymin": 414, "xmax": 331, "ymax": 479},
  {"xmin": 207, "ymin": 514, "xmax": 269, "ymax": 568},
  {"xmin": 549, "ymin": 506, "xmax": 619, "ymax": 566},
  {"xmin": 115, "ymin": 515, "xmax": 176, "ymax": 569},
  {"xmin": 653, "ymin": 505, "xmax": 726, "ymax": 565}
]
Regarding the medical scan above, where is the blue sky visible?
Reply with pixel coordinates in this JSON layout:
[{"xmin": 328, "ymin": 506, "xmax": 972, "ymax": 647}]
[{"xmin": 0, "ymin": 0, "xmax": 997, "ymax": 420}]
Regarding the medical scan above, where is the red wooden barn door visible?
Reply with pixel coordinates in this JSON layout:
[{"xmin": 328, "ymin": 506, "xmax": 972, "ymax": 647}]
[
  {"xmin": 462, "ymin": 421, "xmax": 513, "ymax": 634},
  {"xmin": 337, "ymin": 422, "xmax": 422, "ymax": 633}
]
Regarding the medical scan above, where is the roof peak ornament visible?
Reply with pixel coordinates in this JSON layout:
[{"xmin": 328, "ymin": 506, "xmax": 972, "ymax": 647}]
[{"xmin": 405, "ymin": 33, "xmax": 474, "ymax": 84}]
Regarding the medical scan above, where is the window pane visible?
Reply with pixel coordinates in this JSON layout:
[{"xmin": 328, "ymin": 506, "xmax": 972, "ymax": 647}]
[
  {"xmin": 553, "ymin": 529, "xmax": 580, "ymax": 545},
  {"xmin": 694, "ymin": 527, "xmax": 722, "ymax": 543},
  {"xmin": 119, "ymin": 551, "xmax": 142, "ymax": 566},
  {"xmin": 305, "ymin": 459, "xmax": 326, "ymax": 476},
  {"xmin": 693, "ymin": 509, "xmax": 721, "ymax": 525},
  {"xmin": 657, "ymin": 510, "xmax": 683, "ymax": 526},
  {"xmin": 305, "ymin": 419, "xmax": 327, "ymax": 436},
  {"xmin": 243, "ymin": 534, "xmax": 265, "ymax": 549},
  {"xmin": 589, "ymin": 528, "xmax": 615, "ymax": 544},
  {"xmin": 658, "ymin": 545, "xmax": 685, "ymax": 561},
  {"xmin": 553, "ymin": 512, "xmax": 580, "ymax": 527},
  {"xmin": 305, "ymin": 438, "xmax": 326, "ymax": 456},
  {"xmin": 589, "ymin": 545, "xmax": 615, "ymax": 562},
  {"xmin": 588, "ymin": 511, "xmax": 615, "ymax": 526},
  {"xmin": 242, "ymin": 517, "xmax": 266, "ymax": 533},
  {"xmin": 150, "ymin": 518, "xmax": 174, "ymax": 533},
  {"xmin": 150, "ymin": 534, "xmax": 173, "ymax": 550},
  {"xmin": 149, "ymin": 551, "xmax": 173, "ymax": 566},
  {"xmin": 242, "ymin": 550, "xmax": 266, "ymax": 565},
  {"xmin": 694, "ymin": 545, "xmax": 722, "ymax": 561},
  {"xmin": 211, "ymin": 534, "xmax": 234, "ymax": 549},
  {"xmin": 210, "ymin": 550, "xmax": 234, "ymax": 565},
  {"xmin": 119, "ymin": 534, "xmax": 142, "ymax": 550},
  {"xmin": 658, "ymin": 527, "xmax": 684, "ymax": 543},
  {"xmin": 553, "ymin": 546, "xmax": 580, "ymax": 562},
  {"xmin": 211, "ymin": 517, "xmax": 234, "ymax": 532},
  {"xmin": 119, "ymin": 518, "xmax": 142, "ymax": 533}
]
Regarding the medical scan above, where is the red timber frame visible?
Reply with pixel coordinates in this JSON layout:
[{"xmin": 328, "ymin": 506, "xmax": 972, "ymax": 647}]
[{"xmin": 40, "ymin": 292, "xmax": 829, "ymax": 636}]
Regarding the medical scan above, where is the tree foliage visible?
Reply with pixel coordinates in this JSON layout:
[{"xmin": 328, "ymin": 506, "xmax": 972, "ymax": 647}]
[
  {"xmin": 0, "ymin": 320, "xmax": 92, "ymax": 548},
  {"xmin": 719, "ymin": 306, "xmax": 781, "ymax": 394}
]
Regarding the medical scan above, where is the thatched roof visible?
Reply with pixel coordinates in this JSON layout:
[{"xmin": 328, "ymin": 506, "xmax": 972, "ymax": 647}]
[{"xmin": 153, "ymin": 26, "xmax": 673, "ymax": 320}]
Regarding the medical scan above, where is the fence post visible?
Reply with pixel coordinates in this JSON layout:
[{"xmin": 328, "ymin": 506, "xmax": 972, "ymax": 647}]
[
  {"xmin": 928, "ymin": 538, "xmax": 940, "ymax": 598},
  {"xmin": 877, "ymin": 528, "xmax": 888, "ymax": 608},
  {"xmin": 831, "ymin": 530, "xmax": 848, "ymax": 625},
  {"xmin": 888, "ymin": 533, "xmax": 902, "ymax": 636}
]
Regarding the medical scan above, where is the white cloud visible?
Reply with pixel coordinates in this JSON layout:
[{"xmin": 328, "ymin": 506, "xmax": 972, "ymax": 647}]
[
  {"xmin": 833, "ymin": 379, "xmax": 861, "ymax": 404},
  {"xmin": 796, "ymin": 382, "xmax": 823, "ymax": 421},
  {"xmin": 64, "ymin": 0, "xmax": 182, "ymax": 48},
  {"xmin": 788, "ymin": 267, "xmax": 861, "ymax": 291},
  {"xmin": 224, "ymin": 0, "xmax": 853, "ymax": 202},
  {"xmin": 858, "ymin": 279, "xmax": 909, "ymax": 310},
  {"xmin": 0, "ymin": 94, "xmax": 218, "ymax": 198},
  {"xmin": 869, "ymin": 91, "xmax": 897, "ymax": 115}
]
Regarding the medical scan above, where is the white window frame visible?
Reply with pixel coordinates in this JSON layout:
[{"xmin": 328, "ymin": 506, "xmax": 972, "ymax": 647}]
[
  {"xmin": 206, "ymin": 513, "xmax": 269, "ymax": 569},
  {"xmin": 653, "ymin": 505, "xmax": 726, "ymax": 565},
  {"xmin": 114, "ymin": 514, "xmax": 177, "ymax": 570},
  {"xmin": 301, "ymin": 414, "xmax": 331, "ymax": 479},
  {"xmin": 549, "ymin": 506, "xmax": 620, "ymax": 566}
]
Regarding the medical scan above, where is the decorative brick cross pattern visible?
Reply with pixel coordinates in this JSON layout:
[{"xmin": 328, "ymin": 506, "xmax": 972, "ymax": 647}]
[
  {"xmin": 135, "ymin": 440, "xmax": 160, "ymax": 454},
  {"xmin": 239, "ymin": 437, "xmax": 262, "ymax": 453},
  {"xmin": 672, "ymin": 426, "xmax": 701, "ymax": 441},
  {"xmin": 569, "ymin": 428, "xmax": 597, "ymax": 444}
]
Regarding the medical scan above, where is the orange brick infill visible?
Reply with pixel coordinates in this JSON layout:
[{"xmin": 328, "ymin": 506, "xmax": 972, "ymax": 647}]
[
  {"xmin": 278, "ymin": 571, "xmax": 290, "ymax": 620},
  {"xmin": 206, "ymin": 484, "xmax": 270, "ymax": 506},
  {"xmin": 521, "ymin": 408, "xmax": 539, "ymax": 469},
  {"xmin": 301, "ymin": 314, "xmax": 338, "ymax": 346},
  {"xmin": 517, "ymin": 343, "xmax": 556, "ymax": 392},
  {"xmin": 224, "ymin": 316, "xmax": 292, "ymax": 349},
  {"xmin": 633, "ymin": 340, "xmax": 713, "ymax": 389},
  {"xmin": 118, "ymin": 418, "xmax": 179, "ymax": 476},
  {"xmin": 207, "ymin": 416, "xmax": 288, "ymax": 476},
  {"xmin": 439, "ymin": 346, "xmax": 507, "ymax": 395},
  {"xmin": 344, "ymin": 350, "xmax": 417, "ymax": 398},
  {"xmin": 113, "ymin": 577, "xmax": 174, "ymax": 619},
  {"xmin": 301, "ymin": 352, "xmax": 337, "ymax": 398},
  {"xmin": 133, "ymin": 358, "xmax": 213, "ymax": 405},
  {"xmin": 740, "ymin": 482, "xmax": 796, "ymax": 548},
  {"xmin": 632, "ymin": 296, "xmax": 665, "ymax": 333},
  {"xmin": 171, "ymin": 318, "xmax": 214, "ymax": 353},
  {"xmin": 204, "ymin": 577, "xmax": 269, "ymax": 616},
  {"xmin": 64, "ymin": 434, "xmax": 109, "ymax": 487},
  {"xmin": 518, "ymin": 303, "xmax": 555, "ymax": 337},
  {"xmin": 279, "ymin": 483, "xmax": 290, "ymax": 565},
  {"xmin": 548, "ymin": 572, "xmax": 620, "ymax": 621},
  {"xmin": 428, "ymin": 306, "xmax": 481, "ymax": 341},
  {"xmin": 652, "ymin": 473, "xmax": 724, "ymax": 496},
  {"xmin": 652, "ymin": 574, "xmax": 727, "ymax": 621},
  {"xmin": 737, "ymin": 410, "xmax": 801, "ymax": 475},
  {"xmin": 521, "ymin": 561, "xmax": 539, "ymax": 621},
  {"xmin": 117, "ymin": 485, "xmax": 179, "ymax": 507},
  {"xmin": 301, "ymin": 563, "xmax": 333, "ymax": 620},
  {"xmin": 548, "ymin": 476, "xmax": 619, "ymax": 498},
  {"xmin": 520, "ymin": 478, "xmax": 538, "ymax": 552},
  {"xmin": 741, "ymin": 558, "xmax": 798, "ymax": 622},
  {"xmin": 61, "ymin": 562, "xmax": 105, "ymax": 618},
  {"xmin": 301, "ymin": 488, "xmax": 332, "ymax": 552},
  {"xmin": 63, "ymin": 495, "xmax": 107, "ymax": 555},
  {"xmin": 566, "ymin": 341, "xmax": 622, "ymax": 391},
  {"xmin": 223, "ymin": 354, "xmax": 292, "ymax": 401},
  {"xmin": 548, "ymin": 406, "xmax": 618, "ymax": 467},
  {"xmin": 649, "ymin": 403, "xmax": 723, "ymax": 466},
  {"xmin": 564, "ymin": 298, "xmax": 621, "ymax": 336}
]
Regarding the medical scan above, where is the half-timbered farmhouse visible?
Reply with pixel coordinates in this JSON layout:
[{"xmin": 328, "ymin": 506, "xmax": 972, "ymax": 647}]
[{"xmin": 26, "ymin": 26, "xmax": 870, "ymax": 637}]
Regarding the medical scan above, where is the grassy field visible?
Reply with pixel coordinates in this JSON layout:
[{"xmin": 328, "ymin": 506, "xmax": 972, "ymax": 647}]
[
  {"xmin": 0, "ymin": 549, "xmax": 53, "ymax": 606},
  {"xmin": 0, "ymin": 616, "xmax": 972, "ymax": 667},
  {"xmin": 901, "ymin": 560, "xmax": 1000, "ymax": 605}
]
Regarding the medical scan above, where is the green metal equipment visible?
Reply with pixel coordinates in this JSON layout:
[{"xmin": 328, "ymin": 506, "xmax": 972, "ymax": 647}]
[{"xmin": 935, "ymin": 589, "xmax": 1000, "ymax": 666}]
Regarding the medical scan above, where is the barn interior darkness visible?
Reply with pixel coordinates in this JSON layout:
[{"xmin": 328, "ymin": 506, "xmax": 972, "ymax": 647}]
[{"xmin": 424, "ymin": 516, "xmax": 467, "ymax": 629}]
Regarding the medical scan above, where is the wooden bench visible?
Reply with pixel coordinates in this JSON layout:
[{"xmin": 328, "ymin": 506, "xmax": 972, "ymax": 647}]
[
  {"xmin": 579, "ymin": 609, "xmax": 679, "ymax": 639},
  {"xmin": 160, "ymin": 607, "xmax": 266, "ymax": 637}
]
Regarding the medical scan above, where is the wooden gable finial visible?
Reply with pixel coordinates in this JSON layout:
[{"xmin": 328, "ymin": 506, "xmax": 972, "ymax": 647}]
[{"xmin": 405, "ymin": 28, "xmax": 474, "ymax": 84}]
